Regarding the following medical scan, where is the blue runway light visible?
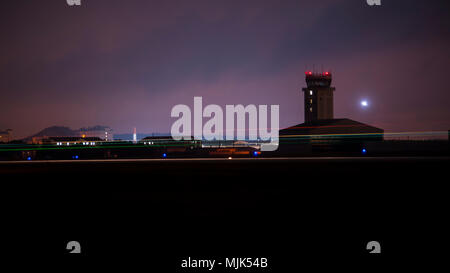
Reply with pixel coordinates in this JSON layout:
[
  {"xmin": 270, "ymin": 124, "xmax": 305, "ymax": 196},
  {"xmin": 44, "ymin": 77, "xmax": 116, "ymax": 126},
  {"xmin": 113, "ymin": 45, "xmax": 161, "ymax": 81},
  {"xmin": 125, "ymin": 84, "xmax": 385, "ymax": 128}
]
[
  {"xmin": 253, "ymin": 151, "xmax": 258, "ymax": 156},
  {"xmin": 75, "ymin": 155, "xmax": 79, "ymax": 159},
  {"xmin": 27, "ymin": 156, "xmax": 31, "ymax": 161},
  {"xmin": 362, "ymin": 148, "xmax": 367, "ymax": 154},
  {"xmin": 162, "ymin": 153, "xmax": 167, "ymax": 158}
]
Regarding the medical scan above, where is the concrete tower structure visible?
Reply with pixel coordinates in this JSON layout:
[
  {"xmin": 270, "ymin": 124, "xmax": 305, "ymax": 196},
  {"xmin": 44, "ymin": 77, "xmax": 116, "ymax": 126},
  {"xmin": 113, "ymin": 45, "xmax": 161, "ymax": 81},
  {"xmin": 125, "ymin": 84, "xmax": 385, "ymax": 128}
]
[
  {"xmin": 279, "ymin": 70, "xmax": 383, "ymax": 144},
  {"xmin": 302, "ymin": 71, "xmax": 335, "ymax": 123}
]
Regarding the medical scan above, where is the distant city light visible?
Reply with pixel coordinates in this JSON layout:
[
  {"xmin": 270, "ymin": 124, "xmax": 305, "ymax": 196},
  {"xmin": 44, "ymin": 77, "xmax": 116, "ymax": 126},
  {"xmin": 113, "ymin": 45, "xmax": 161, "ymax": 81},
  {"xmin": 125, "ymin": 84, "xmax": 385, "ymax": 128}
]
[
  {"xmin": 361, "ymin": 100, "xmax": 368, "ymax": 107},
  {"xmin": 228, "ymin": 157, "xmax": 232, "ymax": 160}
]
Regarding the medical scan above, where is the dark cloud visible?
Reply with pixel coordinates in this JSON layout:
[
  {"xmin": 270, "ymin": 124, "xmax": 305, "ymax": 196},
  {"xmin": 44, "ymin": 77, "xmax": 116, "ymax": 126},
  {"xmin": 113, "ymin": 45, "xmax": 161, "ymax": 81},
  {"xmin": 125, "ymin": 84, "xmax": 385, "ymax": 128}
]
[{"xmin": 1, "ymin": 0, "xmax": 449, "ymax": 138}]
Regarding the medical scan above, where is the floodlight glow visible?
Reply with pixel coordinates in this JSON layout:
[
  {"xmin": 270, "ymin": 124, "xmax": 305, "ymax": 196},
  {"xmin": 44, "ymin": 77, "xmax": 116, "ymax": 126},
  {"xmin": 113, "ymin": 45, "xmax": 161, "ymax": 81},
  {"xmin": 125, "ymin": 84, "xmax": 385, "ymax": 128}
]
[{"xmin": 361, "ymin": 100, "xmax": 368, "ymax": 107}]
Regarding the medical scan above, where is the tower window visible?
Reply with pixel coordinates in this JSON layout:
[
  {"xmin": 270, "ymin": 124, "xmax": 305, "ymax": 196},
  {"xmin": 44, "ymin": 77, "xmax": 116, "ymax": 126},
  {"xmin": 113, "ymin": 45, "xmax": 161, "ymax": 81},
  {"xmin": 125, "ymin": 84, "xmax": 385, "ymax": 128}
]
[
  {"xmin": 309, "ymin": 90, "xmax": 313, "ymax": 95},
  {"xmin": 309, "ymin": 107, "xmax": 313, "ymax": 112},
  {"xmin": 310, "ymin": 99, "xmax": 313, "ymax": 104}
]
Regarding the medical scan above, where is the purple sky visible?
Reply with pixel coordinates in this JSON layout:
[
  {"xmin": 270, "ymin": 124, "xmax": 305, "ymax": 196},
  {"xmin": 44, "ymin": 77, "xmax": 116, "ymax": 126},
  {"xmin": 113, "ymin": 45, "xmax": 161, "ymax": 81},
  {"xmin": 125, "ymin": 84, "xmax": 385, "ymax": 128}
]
[{"xmin": 1, "ymin": 0, "xmax": 450, "ymax": 138}]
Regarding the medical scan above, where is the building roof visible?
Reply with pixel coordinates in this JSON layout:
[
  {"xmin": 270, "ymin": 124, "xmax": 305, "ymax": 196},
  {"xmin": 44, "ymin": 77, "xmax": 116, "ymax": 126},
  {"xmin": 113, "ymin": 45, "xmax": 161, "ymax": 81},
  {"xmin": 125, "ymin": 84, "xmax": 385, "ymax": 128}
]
[
  {"xmin": 141, "ymin": 136, "xmax": 196, "ymax": 141},
  {"xmin": 280, "ymin": 118, "xmax": 383, "ymax": 137},
  {"xmin": 45, "ymin": 136, "xmax": 103, "ymax": 142},
  {"xmin": 79, "ymin": 125, "xmax": 111, "ymax": 131}
]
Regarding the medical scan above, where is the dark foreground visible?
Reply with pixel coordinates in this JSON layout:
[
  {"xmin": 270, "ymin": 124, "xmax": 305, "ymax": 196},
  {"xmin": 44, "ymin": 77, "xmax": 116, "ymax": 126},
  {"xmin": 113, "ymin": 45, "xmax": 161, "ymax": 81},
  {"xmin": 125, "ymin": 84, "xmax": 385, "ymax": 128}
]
[{"xmin": 2, "ymin": 157, "xmax": 449, "ymax": 270}]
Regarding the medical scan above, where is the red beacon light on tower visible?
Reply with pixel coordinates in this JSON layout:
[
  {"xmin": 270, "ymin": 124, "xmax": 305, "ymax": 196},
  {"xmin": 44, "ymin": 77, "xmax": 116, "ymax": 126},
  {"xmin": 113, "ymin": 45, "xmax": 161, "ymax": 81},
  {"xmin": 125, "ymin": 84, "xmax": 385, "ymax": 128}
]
[{"xmin": 305, "ymin": 71, "xmax": 330, "ymax": 77}]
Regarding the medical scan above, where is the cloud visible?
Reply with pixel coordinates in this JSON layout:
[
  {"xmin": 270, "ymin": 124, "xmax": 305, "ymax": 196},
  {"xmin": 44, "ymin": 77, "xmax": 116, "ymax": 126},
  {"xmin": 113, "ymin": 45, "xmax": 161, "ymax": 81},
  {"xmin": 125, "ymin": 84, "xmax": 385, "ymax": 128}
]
[{"xmin": 1, "ymin": 0, "xmax": 449, "ymax": 138}]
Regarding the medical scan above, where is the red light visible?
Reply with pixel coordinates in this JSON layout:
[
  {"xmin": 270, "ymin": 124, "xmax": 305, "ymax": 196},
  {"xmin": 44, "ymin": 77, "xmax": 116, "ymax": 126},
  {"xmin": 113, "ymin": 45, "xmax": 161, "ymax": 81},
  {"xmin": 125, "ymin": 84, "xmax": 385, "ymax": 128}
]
[
  {"xmin": 325, "ymin": 72, "xmax": 329, "ymax": 75},
  {"xmin": 308, "ymin": 71, "xmax": 312, "ymax": 75}
]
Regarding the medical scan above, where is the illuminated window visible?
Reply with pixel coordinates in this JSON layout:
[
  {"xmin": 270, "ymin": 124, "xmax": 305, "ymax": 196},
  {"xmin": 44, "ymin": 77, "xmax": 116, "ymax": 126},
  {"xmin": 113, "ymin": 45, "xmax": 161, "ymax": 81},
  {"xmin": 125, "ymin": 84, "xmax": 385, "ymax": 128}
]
[
  {"xmin": 309, "ymin": 107, "xmax": 313, "ymax": 112},
  {"xmin": 310, "ymin": 99, "xmax": 313, "ymax": 104},
  {"xmin": 310, "ymin": 90, "xmax": 313, "ymax": 95}
]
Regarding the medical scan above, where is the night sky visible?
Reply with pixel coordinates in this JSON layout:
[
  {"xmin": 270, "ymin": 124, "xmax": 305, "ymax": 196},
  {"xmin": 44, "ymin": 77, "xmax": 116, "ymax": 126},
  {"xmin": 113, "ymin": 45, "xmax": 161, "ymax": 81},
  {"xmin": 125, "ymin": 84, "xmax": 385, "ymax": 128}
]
[{"xmin": 1, "ymin": 0, "xmax": 449, "ymax": 138}]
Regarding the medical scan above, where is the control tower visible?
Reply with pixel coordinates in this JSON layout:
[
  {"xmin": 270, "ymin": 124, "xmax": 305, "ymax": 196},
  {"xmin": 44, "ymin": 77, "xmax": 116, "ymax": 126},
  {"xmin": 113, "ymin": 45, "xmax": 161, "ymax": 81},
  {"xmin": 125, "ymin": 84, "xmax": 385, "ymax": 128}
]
[
  {"xmin": 302, "ymin": 71, "xmax": 335, "ymax": 123},
  {"xmin": 279, "ymin": 70, "xmax": 383, "ymax": 144}
]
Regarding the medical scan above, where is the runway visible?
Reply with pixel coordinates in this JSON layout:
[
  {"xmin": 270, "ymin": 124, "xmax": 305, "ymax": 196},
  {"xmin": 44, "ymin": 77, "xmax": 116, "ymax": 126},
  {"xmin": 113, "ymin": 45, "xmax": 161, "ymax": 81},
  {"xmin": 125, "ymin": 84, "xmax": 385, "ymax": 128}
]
[
  {"xmin": 1, "ymin": 156, "xmax": 449, "ymax": 164},
  {"xmin": 1, "ymin": 154, "xmax": 448, "ymax": 266}
]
